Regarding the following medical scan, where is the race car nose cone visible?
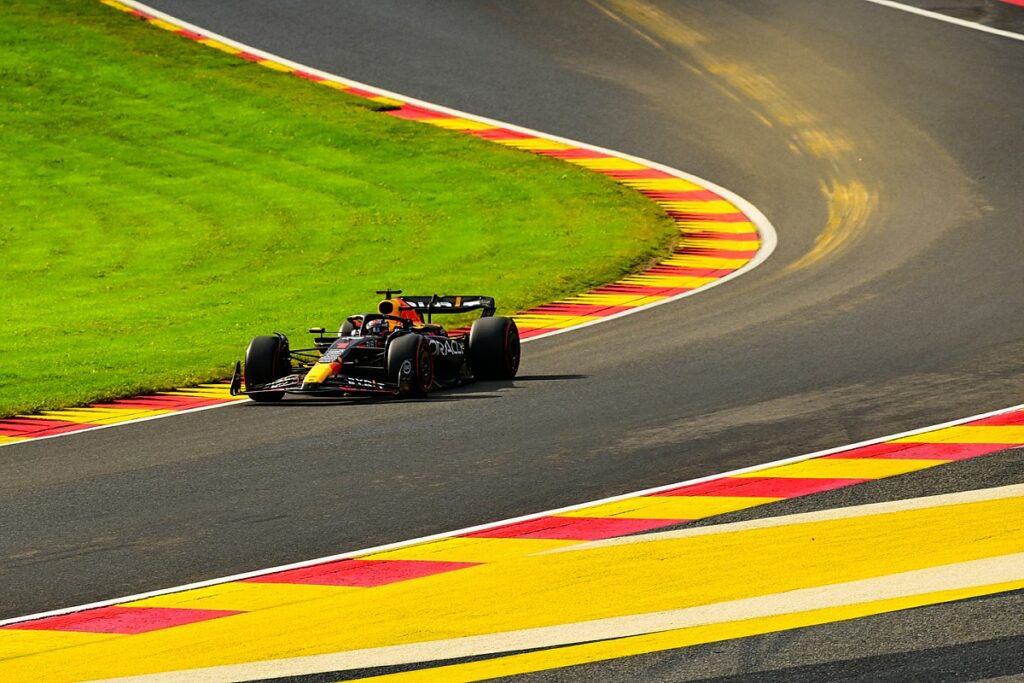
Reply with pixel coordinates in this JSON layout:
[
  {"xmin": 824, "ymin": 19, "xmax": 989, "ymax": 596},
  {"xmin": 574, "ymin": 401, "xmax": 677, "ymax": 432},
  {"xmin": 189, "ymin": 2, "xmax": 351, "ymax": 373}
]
[{"xmin": 302, "ymin": 363, "xmax": 334, "ymax": 386}]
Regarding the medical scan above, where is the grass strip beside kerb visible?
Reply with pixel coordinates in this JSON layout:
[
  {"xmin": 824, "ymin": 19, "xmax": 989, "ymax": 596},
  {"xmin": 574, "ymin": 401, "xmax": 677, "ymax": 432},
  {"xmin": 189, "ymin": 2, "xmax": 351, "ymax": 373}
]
[{"xmin": 0, "ymin": 0, "xmax": 676, "ymax": 417}]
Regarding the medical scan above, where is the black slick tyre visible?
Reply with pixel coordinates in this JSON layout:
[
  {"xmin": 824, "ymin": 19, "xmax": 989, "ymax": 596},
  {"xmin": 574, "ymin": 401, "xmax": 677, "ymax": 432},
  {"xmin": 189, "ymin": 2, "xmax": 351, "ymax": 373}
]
[
  {"xmin": 244, "ymin": 335, "xmax": 289, "ymax": 402},
  {"xmin": 467, "ymin": 316, "xmax": 520, "ymax": 380},
  {"xmin": 386, "ymin": 334, "xmax": 433, "ymax": 397}
]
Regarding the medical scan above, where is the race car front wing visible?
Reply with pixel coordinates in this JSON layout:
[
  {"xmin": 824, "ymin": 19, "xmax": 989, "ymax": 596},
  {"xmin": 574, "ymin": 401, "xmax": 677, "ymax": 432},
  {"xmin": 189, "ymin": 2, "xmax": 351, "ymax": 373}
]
[{"xmin": 229, "ymin": 362, "xmax": 402, "ymax": 398}]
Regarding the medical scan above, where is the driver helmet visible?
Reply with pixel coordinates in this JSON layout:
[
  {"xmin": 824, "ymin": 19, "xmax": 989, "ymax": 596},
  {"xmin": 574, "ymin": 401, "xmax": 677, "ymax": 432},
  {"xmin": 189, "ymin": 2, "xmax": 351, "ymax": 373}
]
[{"xmin": 363, "ymin": 318, "xmax": 394, "ymax": 337}]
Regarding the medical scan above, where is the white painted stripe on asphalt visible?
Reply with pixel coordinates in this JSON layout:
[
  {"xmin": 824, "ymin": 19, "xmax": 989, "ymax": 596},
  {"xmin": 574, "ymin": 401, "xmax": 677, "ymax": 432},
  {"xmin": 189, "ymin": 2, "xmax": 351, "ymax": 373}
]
[
  {"xmin": 2, "ymin": 400, "xmax": 1021, "ymax": 627},
  {"xmin": 0, "ymin": 0, "xmax": 777, "ymax": 449},
  {"xmin": 548, "ymin": 483, "xmax": 1024, "ymax": 554},
  {"xmin": 92, "ymin": 552, "xmax": 1024, "ymax": 681},
  {"xmin": 864, "ymin": 0, "xmax": 1024, "ymax": 42}
]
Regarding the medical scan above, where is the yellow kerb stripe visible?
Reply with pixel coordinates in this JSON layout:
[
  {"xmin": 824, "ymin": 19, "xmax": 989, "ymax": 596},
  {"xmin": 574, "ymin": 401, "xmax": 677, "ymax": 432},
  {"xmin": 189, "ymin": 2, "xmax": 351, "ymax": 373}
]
[
  {"xmin": 0, "ymin": 630, "xmax": 117, "ymax": 661},
  {"xmin": 513, "ymin": 314, "xmax": 601, "ymax": 329},
  {"xmin": 125, "ymin": 582, "xmax": 358, "ymax": 612},
  {"xmin": 318, "ymin": 81, "xmax": 351, "ymax": 91},
  {"xmin": 492, "ymin": 138, "xmax": 577, "ymax": 151},
  {"xmin": 421, "ymin": 118, "xmax": 498, "ymax": 131},
  {"xmin": 198, "ymin": 38, "xmax": 241, "ymax": 55},
  {"xmin": 258, "ymin": 60, "xmax": 293, "ymax": 73},
  {"xmin": 371, "ymin": 96, "xmax": 405, "ymax": 107},
  {"xmin": 737, "ymin": 458, "xmax": 948, "ymax": 480},
  {"xmin": 566, "ymin": 158, "xmax": 650, "ymax": 171},
  {"xmin": 147, "ymin": 18, "xmax": 181, "ymax": 32},
  {"xmin": 562, "ymin": 293, "xmax": 667, "ymax": 307},
  {"xmin": 357, "ymin": 581, "xmax": 1024, "ymax": 682},
  {"xmin": 619, "ymin": 178, "xmax": 703, "ymax": 191},
  {"xmin": 891, "ymin": 426, "xmax": 1024, "ymax": 445},
  {"xmin": 20, "ymin": 408, "xmax": 172, "ymax": 425},
  {"xmin": 157, "ymin": 387, "xmax": 245, "ymax": 399},
  {"xmin": 661, "ymin": 201, "xmax": 739, "ymax": 213},
  {"xmin": 675, "ymin": 220, "xmax": 756, "ymax": 233},
  {"xmin": 99, "ymin": 0, "xmax": 132, "ymax": 11},
  {"xmin": 661, "ymin": 254, "xmax": 748, "ymax": 269},
  {"xmin": 682, "ymin": 238, "xmax": 759, "ymax": 251},
  {"xmin": 620, "ymin": 275, "xmax": 718, "ymax": 288}
]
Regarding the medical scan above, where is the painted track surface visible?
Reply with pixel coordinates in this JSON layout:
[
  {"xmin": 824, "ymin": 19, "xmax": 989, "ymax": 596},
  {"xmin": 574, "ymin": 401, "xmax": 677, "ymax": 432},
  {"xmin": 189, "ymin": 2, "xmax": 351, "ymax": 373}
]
[
  {"xmin": 1, "ymin": 407, "xmax": 1022, "ymax": 680},
  {"xmin": 3, "ymin": 0, "xmax": 1024, "ymax": 674}
]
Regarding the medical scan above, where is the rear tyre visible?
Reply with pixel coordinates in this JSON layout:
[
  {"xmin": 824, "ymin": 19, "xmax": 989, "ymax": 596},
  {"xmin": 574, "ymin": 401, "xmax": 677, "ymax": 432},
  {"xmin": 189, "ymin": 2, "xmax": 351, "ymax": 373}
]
[
  {"xmin": 244, "ymin": 335, "xmax": 290, "ymax": 402},
  {"xmin": 386, "ymin": 334, "xmax": 433, "ymax": 397},
  {"xmin": 467, "ymin": 317, "xmax": 520, "ymax": 380}
]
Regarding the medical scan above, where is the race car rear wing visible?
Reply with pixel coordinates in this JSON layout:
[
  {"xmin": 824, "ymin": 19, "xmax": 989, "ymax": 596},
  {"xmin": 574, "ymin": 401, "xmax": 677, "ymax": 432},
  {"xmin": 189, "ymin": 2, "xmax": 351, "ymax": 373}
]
[{"xmin": 400, "ymin": 295, "xmax": 496, "ymax": 318}]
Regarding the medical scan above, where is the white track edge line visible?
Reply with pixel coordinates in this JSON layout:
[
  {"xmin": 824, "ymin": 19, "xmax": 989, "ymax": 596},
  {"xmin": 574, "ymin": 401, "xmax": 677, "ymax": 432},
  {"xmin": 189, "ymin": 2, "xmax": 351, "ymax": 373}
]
[
  {"xmin": 863, "ymin": 0, "xmax": 1024, "ymax": 42},
  {"xmin": 0, "ymin": 0, "xmax": 777, "ymax": 449},
  {"xmin": 3, "ymin": 399, "xmax": 1021, "ymax": 627},
  {"xmin": 551, "ymin": 483, "xmax": 1024, "ymax": 553}
]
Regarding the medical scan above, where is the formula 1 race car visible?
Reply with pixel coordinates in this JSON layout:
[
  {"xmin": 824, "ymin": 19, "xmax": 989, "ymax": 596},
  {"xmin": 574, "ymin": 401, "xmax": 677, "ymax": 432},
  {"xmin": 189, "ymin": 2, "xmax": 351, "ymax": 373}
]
[{"xmin": 230, "ymin": 290, "xmax": 520, "ymax": 401}]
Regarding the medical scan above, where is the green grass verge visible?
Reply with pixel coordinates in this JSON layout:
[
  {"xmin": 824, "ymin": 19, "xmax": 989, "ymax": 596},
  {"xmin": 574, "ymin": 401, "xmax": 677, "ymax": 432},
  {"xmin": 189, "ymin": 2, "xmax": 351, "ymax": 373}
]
[{"xmin": 0, "ymin": 0, "xmax": 676, "ymax": 418}]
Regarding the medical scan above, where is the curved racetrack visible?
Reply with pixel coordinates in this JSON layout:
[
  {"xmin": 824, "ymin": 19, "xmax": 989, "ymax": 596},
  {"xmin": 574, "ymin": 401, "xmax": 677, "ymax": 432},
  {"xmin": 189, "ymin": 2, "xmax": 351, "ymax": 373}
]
[{"xmin": 3, "ymin": 2, "xmax": 1023, "ymax": 650}]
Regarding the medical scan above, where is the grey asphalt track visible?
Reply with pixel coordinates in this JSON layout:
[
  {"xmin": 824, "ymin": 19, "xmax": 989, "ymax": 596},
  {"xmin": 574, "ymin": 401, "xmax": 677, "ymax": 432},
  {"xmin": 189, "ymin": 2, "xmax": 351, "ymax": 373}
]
[{"xmin": 3, "ymin": 3, "xmax": 1023, "ymax": 675}]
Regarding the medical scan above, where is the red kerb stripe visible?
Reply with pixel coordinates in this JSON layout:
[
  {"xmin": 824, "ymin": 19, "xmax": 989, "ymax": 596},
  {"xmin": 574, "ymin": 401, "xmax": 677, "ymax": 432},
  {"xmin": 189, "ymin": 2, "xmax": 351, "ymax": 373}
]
[
  {"xmin": 653, "ymin": 477, "xmax": 867, "ymax": 498},
  {"xmin": 681, "ymin": 231, "xmax": 760, "ymax": 241},
  {"xmin": 0, "ymin": 419, "xmax": 98, "ymax": 437},
  {"xmin": 464, "ymin": 516, "xmax": 682, "ymax": 540},
  {"xmin": 466, "ymin": 128, "xmax": 538, "ymax": 140},
  {"xmin": 678, "ymin": 247, "xmax": 757, "ymax": 259},
  {"xmin": 177, "ymin": 29, "xmax": 207, "ymax": 41},
  {"xmin": 651, "ymin": 190, "xmax": 723, "ymax": 202},
  {"xmin": 965, "ymin": 411, "xmax": 1024, "ymax": 426},
  {"xmin": 828, "ymin": 442, "xmax": 1008, "ymax": 461},
  {"xmin": 526, "ymin": 303, "xmax": 631, "ymax": 317},
  {"xmin": 244, "ymin": 559, "xmax": 477, "ymax": 587},
  {"xmin": 344, "ymin": 87, "xmax": 382, "ymax": 99},
  {"xmin": 593, "ymin": 169, "xmax": 676, "ymax": 180},
  {"xmin": 2, "ymin": 606, "xmax": 240, "ymax": 635},
  {"xmin": 386, "ymin": 105, "xmax": 449, "ymax": 120},
  {"xmin": 667, "ymin": 211, "xmax": 749, "ymax": 222},
  {"xmin": 645, "ymin": 265, "xmax": 731, "ymax": 278},
  {"xmin": 517, "ymin": 328, "xmax": 560, "ymax": 338},
  {"xmin": 533, "ymin": 148, "xmax": 610, "ymax": 159},
  {"xmin": 591, "ymin": 283, "xmax": 692, "ymax": 296}
]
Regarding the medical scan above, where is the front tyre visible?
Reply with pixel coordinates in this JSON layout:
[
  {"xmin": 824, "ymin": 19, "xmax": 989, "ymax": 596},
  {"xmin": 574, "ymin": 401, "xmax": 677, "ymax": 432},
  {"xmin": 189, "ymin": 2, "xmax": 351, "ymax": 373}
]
[
  {"xmin": 244, "ymin": 335, "xmax": 290, "ymax": 402},
  {"xmin": 386, "ymin": 334, "xmax": 433, "ymax": 398},
  {"xmin": 467, "ymin": 317, "xmax": 520, "ymax": 380}
]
